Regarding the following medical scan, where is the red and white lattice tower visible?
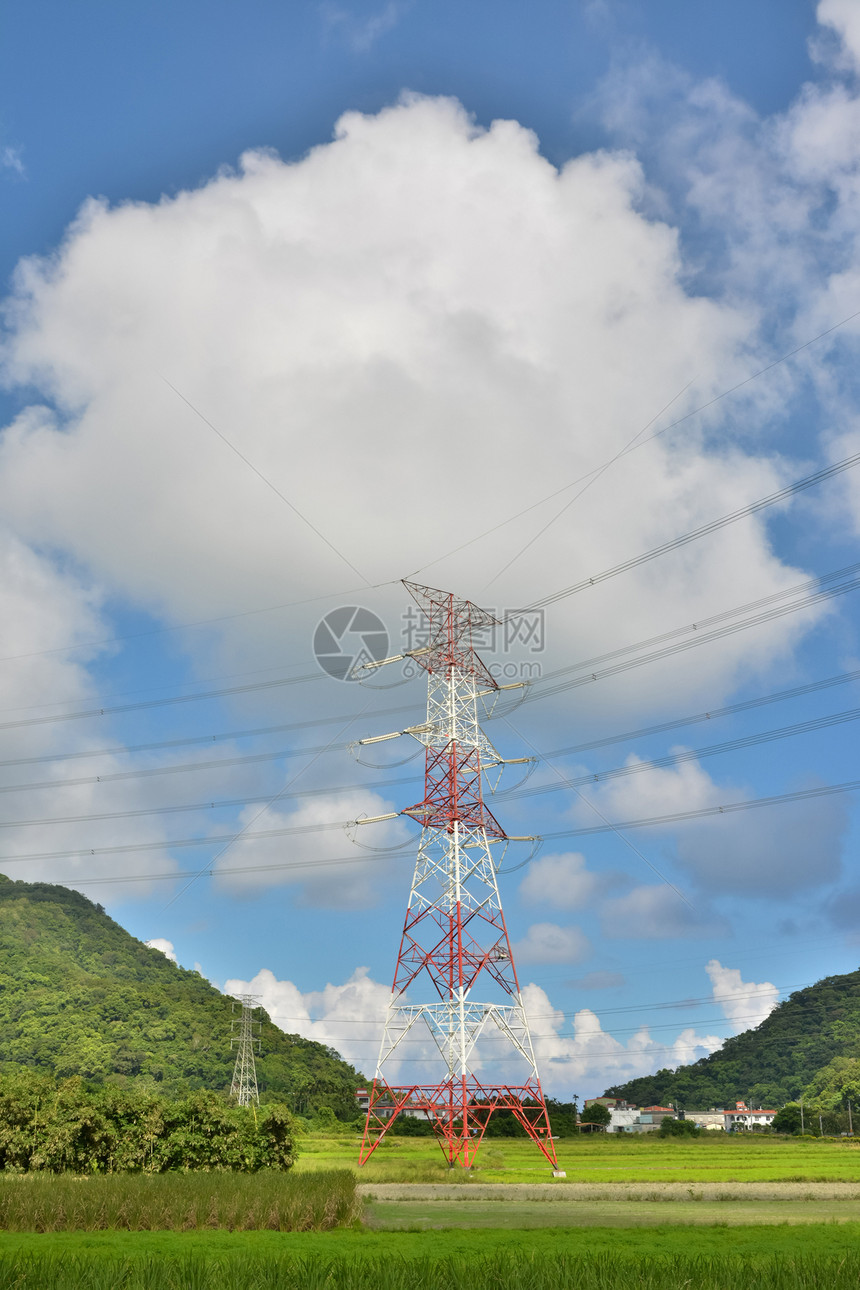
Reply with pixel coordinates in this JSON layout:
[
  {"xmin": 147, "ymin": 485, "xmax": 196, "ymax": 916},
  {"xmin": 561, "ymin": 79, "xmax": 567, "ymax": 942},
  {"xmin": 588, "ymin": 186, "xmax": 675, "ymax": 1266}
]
[{"xmin": 358, "ymin": 581, "xmax": 559, "ymax": 1171}]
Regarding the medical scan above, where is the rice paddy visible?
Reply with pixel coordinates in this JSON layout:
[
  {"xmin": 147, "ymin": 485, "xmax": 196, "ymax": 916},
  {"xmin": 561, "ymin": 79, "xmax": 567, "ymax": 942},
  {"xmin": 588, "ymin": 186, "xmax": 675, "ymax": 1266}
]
[{"xmin": 3, "ymin": 1134, "xmax": 860, "ymax": 1286}]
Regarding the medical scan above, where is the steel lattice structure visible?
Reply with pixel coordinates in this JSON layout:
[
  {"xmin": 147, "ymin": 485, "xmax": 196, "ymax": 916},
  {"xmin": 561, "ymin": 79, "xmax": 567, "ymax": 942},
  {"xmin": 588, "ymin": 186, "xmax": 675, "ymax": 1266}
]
[
  {"xmin": 358, "ymin": 581, "xmax": 559, "ymax": 1171},
  {"xmin": 230, "ymin": 993, "xmax": 261, "ymax": 1107}
]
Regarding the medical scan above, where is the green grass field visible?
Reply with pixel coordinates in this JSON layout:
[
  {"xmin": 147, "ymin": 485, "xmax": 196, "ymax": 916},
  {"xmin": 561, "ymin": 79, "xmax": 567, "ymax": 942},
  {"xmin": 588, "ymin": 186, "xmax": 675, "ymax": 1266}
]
[
  {"xmin": 4, "ymin": 1137, "xmax": 860, "ymax": 1286},
  {"xmin": 2, "ymin": 1228, "xmax": 860, "ymax": 1288},
  {"xmin": 298, "ymin": 1129, "xmax": 860, "ymax": 1183}
]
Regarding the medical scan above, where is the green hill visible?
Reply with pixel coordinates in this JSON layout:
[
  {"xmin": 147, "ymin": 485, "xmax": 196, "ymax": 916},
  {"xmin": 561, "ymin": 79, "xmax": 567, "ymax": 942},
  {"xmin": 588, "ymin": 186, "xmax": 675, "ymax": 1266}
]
[
  {"xmin": 604, "ymin": 967, "xmax": 860, "ymax": 1109},
  {"xmin": 0, "ymin": 875, "xmax": 364, "ymax": 1117}
]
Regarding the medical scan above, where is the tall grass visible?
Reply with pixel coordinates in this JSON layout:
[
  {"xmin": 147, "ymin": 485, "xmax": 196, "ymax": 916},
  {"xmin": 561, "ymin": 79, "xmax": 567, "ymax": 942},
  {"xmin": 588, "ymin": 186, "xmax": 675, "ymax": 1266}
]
[
  {"xmin": 0, "ymin": 1170, "xmax": 357, "ymax": 1231},
  {"xmin": 0, "ymin": 1252, "xmax": 859, "ymax": 1288}
]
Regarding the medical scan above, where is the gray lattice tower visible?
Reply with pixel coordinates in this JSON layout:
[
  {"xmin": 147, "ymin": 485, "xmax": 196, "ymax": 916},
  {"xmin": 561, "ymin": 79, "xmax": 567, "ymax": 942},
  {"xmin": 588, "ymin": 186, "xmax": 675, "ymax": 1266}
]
[{"xmin": 230, "ymin": 994, "xmax": 261, "ymax": 1106}]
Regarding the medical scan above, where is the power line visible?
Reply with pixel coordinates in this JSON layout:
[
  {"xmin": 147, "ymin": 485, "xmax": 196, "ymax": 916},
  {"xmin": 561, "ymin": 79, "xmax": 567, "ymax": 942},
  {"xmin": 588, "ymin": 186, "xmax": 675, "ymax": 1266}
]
[
  {"xmin": 0, "ymin": 774, "xmax": 419, "ymax": 830},
  {"xmin": 538, "ymin": 776, "xmax": 860, "ymax": 840},
  {"xmin": 484, "ymin": 379, "xmax": 695, "ymax": 588},
  {"xmin": 499, "ymin": 714, "xmax": 695, "ymax": 910},
  {"xmin": 498, "ymin": 702, "xmax": 860, "ymax": 804},
  {"xmin": 162, "ymin": 375, "xmax": 372, "ymax": 585},
  {"xmin": 0, "ymin": 740, "xmax": 353, "ymax": 797},
  {"xmin": 0, "ymin": 669, "xmax": 325, "ymax": 735},
  {"xmin": 523, "ymin": 571, "xmax": 860, "ymax": 705},
  {"xmin": 0, "ymin": 583, "xmax": 387, "ymax": 668},
  {"xmin": 523, "ymin": 446, "xmax": 860, "ymax": 612},
  {"xmin": 410, "ymin": 305, "xmax": 860, "ymax": 580},
  {"xmin": 162, "ymin": 700, "xmax": 379, "ymax": 910},
  {"xmin": 0, "ymin": 701, "xmax": 416, "ymax": 771},
  {"xmin": 548, "ymin": 665, "xmax": 860, "ymax": 758},
  {"xmin": 16, "ymin": 773, "xmax": 859, "ymax": 873},
  {"xmin": 537, "ymin": 560, "xmax": 860, "ymax": 681}
]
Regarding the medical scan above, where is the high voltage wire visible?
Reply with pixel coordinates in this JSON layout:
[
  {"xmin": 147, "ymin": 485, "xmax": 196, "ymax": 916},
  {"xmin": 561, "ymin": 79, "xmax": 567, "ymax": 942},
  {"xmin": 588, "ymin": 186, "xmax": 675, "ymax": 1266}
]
[
  {"xmin": 0, "ymin": 584, "xmax": 384, "ymax": 668},
  {"xmin": 534, "ymin": 561, "xmax": 860, "ymax": 681},
  {"xmin": 7, "ymin": 690, "xmax": 857, "ymax": 843},
  {"xmin": 521, "ymin": 447, "xmax": 860, "ymax": 612},
  {"xmin": 243, "ymin": 984, "xmax": 799, "ymax": 1027},
  {"xmin": 0, "ymin": 741, "xmax": 353, "ymax": 797},
  {"xmin": 411, "ymin": 305, "xmax": 860, "ymax": 580},
  {"xmin": 552, "ymin": 665, "xmax": 860, "ymax": 757},
  {"xmin": 502, "ymin": 702, "xmax": 860, "ymax": 802},
  {"xmin": 484, "ymin": 379, "xmax": 696, "ymax": 589},
  {"xmin": 0, "ymin": 775, "xmax": 418, "ymax": 830},
  {"xmin": 538, "ymin": 776, "xmax": 860, "ymax": 840},
  {"xmin": 6, "ymin": 772, "xmax": 860, "ymax": 868},
  {"xmin": 0, "ymin": 702, "xmax": 416, "ymax": 770},
  {"xmin": 162, "ymin": 375, "xmax": 372, "ymax": 584},
  {"xmin": 523, "ymin": 572, "xmax": 860, "ymax": 705},
  {"xmin": 2, "ymin": 552, "xmax": 855, "ymax": 747},
  {"xmin": 0, "ymin": 670, "xmax": 325, "ymax": 734}
]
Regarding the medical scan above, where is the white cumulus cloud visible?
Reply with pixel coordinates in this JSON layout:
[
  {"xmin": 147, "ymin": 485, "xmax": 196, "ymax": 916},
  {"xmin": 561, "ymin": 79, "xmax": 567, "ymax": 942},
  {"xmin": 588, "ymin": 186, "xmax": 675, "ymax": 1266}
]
[
  {"xmin": 145, "ymin": 938, "xmax": 177, "ymax": 962},
  {"xmin": 706, "ymin": 958, "xmax": 779, "ymax": 1034},
  {"xmin": 512, "ymin": 921, "xmax": 592, "ymax": 964}
]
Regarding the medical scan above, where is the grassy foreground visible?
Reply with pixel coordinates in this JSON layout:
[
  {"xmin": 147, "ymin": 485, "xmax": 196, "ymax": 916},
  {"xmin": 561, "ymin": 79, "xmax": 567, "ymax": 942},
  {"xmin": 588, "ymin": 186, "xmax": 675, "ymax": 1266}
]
[
  {"xmin": 298, "ymin": 1129, "xmax": 860, "ymax": 1183},
  {"xmin": 2, "ymin": 1229, "xmax": 860, "ymax": 1289},
  {"xmin": 0, "ymin": 1171, "xmax": 358, "ymax": 1231}
]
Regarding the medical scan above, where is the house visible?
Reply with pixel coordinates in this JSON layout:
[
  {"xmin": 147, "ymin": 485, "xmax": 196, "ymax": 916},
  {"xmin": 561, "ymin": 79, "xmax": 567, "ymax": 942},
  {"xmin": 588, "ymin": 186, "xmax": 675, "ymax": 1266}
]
[
  {"xmin": 724, "ymin": 1101, "xmax": 776, "ymax": 1130},
  {"xmin": 685, "ymin": 1109, "xmax": 727, "ymax": 1131}
]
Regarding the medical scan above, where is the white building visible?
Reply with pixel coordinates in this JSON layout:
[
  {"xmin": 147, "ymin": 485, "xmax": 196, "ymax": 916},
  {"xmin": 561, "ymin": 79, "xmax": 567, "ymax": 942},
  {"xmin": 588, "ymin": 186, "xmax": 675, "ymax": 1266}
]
[{"xmin": 723, "ymin": 1101, "xmax": 776, "ymax": 1130}]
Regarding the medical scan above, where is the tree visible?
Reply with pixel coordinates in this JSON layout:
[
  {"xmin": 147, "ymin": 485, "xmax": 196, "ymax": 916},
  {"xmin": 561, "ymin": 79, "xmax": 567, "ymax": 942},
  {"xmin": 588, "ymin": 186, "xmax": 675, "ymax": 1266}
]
[
  {"xmin": 772, "ymin": 1104, "xmax": 804, "ymax": 1135},
  {"xmin": 660, "ymin": 1116, "xmax": 700, "ymax": 1137},
  {"xmin": 580, "ymin": 1102, "xmax": 611, "ymax": 1128}
]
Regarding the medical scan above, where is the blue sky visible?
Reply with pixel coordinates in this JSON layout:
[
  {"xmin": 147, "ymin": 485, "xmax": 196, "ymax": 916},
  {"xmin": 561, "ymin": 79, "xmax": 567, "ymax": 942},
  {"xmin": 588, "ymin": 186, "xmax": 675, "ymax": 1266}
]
[{"xmin": 2, "ymin": 0, "xmax": 860, "ymax": 1099}]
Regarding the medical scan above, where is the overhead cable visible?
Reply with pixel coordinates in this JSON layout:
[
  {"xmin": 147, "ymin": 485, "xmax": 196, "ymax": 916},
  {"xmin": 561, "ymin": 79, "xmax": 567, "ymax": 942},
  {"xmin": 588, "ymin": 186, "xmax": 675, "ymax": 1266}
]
[
  {"xmin": 524, "ymin": 571, "xmax": 860, "ymax": 705},
  {"xmin": 410, "ymin": 305, "xmax": 860, "ymax": 579},
  {"xmin": 552, "ymin": 664, "xmax": 860, "ymax": 757},
  {"xmin": 523, "ymin": 449, "xmax": 860, "ymax": 612},
  {"xmin": 162, "ymin": 375, "xmax": 372, "ymax": 584}
]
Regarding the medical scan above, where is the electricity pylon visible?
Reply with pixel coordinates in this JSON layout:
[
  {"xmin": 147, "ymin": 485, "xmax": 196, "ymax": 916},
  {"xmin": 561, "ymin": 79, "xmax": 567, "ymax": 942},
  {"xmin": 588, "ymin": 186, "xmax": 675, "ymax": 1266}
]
[
  {"xmin": 230, "ymin": 994, "xmax": 261, "ymax": 1106},
  {"xmin": 357, "ymin": 581, "xmax": 560, "ymax": 1171}
]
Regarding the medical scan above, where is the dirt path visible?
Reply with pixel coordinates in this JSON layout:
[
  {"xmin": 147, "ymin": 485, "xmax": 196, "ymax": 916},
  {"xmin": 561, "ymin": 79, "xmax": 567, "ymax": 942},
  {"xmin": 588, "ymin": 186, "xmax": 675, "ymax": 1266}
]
[{"xmin": 358, "ymin": 1181, "xmax": 860, "ymax": 1201}]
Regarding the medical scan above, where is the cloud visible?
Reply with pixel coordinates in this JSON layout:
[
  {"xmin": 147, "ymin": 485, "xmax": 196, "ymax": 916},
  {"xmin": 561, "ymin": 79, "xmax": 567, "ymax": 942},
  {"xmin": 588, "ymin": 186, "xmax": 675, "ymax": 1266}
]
[
  {"xmin": 705, "ymin": 959, "xmax": 778, "ymax": 1034},
  {"xmin": 212, "ymin": 790, "xmax": 410, "ymax": 906},
  {"xmin": 0, "ymin": 527, "xmax": 181, "ymax": 900},
  {"xmin": 320, "ymin": 1, "xmax": 408, "ymax": 52},
  {"xmin": 518, "ymin": 851, "xmax": 605, "ymax": 910},
  {"xmin": 145, "ymin": 938, "xmax": 177, "ymax": 962},
  {"xmin": 521, "ymin": 983, "xmax": 723, "ymax": 1096},
  {"xmin": 583, "ymin": 759, "xmax": 848, "ymax": 896},
  {"xmin": 0, "ymin": 93, "xmax": 824, "ymax": 751},
  {"xmin": 1, "ymin": 146, "xmax": 25, "ymax": 178},
  {"xmin": 512, "ymin": 921, "xmax": 592, "ymax": 964},
  {"xmin": 815, "ymin": 0, "xmax": 860, "ymax": 73},
  {"xmin": 600, "ymin": 882, "xmax": 724, "ymax": 940},
  {"xmin": 224, "ymin": 965, "xmax": 392, "ymax": 1070}
]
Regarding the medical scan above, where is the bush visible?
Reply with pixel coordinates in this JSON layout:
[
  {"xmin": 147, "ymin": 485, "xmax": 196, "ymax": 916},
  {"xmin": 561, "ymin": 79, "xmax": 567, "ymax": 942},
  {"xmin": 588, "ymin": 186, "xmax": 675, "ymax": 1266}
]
[
  {"xmin": 0, "ymin": 1073, "xmax": 296, "ymax": 1173},
  {"xmin": 659, "ymin": 1116, "xmax": 701, "ymax": 1137}
]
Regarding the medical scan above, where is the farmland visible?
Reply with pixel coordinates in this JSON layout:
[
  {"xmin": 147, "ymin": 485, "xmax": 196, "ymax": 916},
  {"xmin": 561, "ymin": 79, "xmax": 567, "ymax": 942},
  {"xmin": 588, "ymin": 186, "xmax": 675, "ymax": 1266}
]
[
  {"xmin": 2, "ymin": 1134, "xmax": 860, "ymax": 1286},
  {"xmin": 296, "ymin": 1127, "xmax": 860, "ymax": 1184}
]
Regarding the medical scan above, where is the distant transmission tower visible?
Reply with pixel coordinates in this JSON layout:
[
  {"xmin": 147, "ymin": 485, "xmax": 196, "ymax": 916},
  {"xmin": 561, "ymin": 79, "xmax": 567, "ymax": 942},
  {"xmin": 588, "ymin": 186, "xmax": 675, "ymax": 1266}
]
[
  {"xmin": 356, "ymin": 581, "xmax": 561, "ymax": 1172},
  {"xmin": 230, "ymin": 994, "xmax": 261, "ymax": 1106}
]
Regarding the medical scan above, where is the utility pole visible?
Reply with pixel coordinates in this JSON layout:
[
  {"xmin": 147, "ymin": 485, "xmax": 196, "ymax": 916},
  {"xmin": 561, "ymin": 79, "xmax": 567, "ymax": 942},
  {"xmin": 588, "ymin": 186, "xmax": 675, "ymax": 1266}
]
[
  {"xmin": 357, "ymin": 581, "xmax": 560, "ymax": 1173},
  {"xmin": 800, "ymin": 1097, "xmax": 805, "ymax": 1134},
  {"xmin": 849, "ymin": 1100, "xmax": 853, "ymax": 1135},
  {"xmin": 230, "ymin": 994, "xmax": 261, "ymax": 1106}
]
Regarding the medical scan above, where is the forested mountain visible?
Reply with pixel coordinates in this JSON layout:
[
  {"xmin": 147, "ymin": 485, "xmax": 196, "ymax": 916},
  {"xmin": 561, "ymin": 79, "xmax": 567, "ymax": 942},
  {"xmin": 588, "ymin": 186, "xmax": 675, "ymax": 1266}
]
[
  {"xmin": 604, "ymin": 968, "xmax": 860, "ymax": 1109},
  {"xmin": 0, "ymin": 876, "xmax": 364, "ymax": 1117}
]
